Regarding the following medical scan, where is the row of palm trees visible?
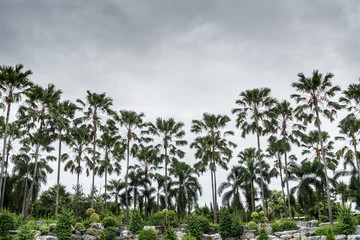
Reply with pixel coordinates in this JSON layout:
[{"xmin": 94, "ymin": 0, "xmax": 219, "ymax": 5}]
[{"xmin": 0, "ymin": 64, "xmax": 359, "ymax": 225}]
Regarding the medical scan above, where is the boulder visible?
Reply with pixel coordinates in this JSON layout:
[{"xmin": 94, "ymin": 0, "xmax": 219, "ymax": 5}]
[
  {"xmin": 82, "ymin": 234, "xmax": 97, "ymax": 240},
  {"xmin": 241, "ymin": 230, "xmax": 256, "ymax": 240},
  {"xmin": 279, "ymin": 234, "xmax": 292, "ymax": 240},
  {"xmin": 176, "ymin": 231, "xmax": 186, "ymax": 240},
  {"xmin": 274, "ymin": 230, "xmax": 298, "ymax": 237},
  {"xmin": 116, "ymin": 227, "xmax": 126, "ymax": 236},
  {"xmin": 89, "ymin": 223, "xmax": 104, "ymax": 229},
  {"xmin": 71, "ymin": 234, "xmax": 82, "ymax": 240},
  {"xmin": 37, "ymin": 221, "xmax": 46, "ymax": 226},
  {"xmin": 120, "ymin": 230, "xmax": 137, "ymax": 240},
  {"xmin": 203, "ymin": 233, "xmax": 222, "ymax": 240},
  {"xmin": 348, "ymin": 235, "xmax": 360, "ymax": 240},
  {"xmin": 355, "ymin": 225, "xmax": 360, "ymax": 235},
  {"xmin": 155, "ymin": 226, "xmax": 165, "ymax": 234},
  {"xmin": 40, "ymin": 237, "xmax": 58, "ymax": 240},
  {"xmin": 334, "ymin": 235, "xmax": 346, "ymax": 240},
  {"xmin": 268, "ymin": 235, "xmax": 280, "ymax": 240},
  {"xmin": 297, "ymin": 221, "xmax": 319, "ymax": 228},
  {"xmin": 207, "ymin": 227, "xmax": 218, "ymax": 235},
  {"xmin": 298, "ymin": 227, "xmax": 316, "ymax": 237},
  {"xmin": 303, "ymin": 236, "xmax": 325, "ymax": 240}
]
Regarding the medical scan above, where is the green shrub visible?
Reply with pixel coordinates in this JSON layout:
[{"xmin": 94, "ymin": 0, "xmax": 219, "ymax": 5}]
[
  {"xmin": 74, "ymin": 223, "xmax": 85, "ymax": 232},
  {"xmin": 248, "ymin": 221, "xmax": 258, "ymax": 231},
  {"xmin": 163, "ymin": 228, "xmax": 177, "ymax": 240},
  {"xmin": 336, "ymin": 204, "xmax": 357, "ymax": 235},
  {"xmin": 129, "ymin": 212, "xmax": 144, "ymax": 235},
  {"xmin": 219, "ymin": 210, "xmax": 232, "ymax": 239},
  {"xmin": 197, "ymin": 216, "xmax": 210, "ymax": 233},
  {"xmin": 138, "ymin": 229, "xmax": 157, "ymax": 240},
  {"xmin": 251, "ymin": 212, "xmax": 259, "ymax": 218},
  {"xmin": 40, "ymin": 225, "xmax": 50, "ymax": 235},
  {"xmin": 85, "ymin": 229, "xmax": 95, "ymax": 236},
  {"xmin": 186, "ymin": 215, "xmax": 203, "ymax": 240},
  {"xmin": 325, "ymin": 227, "xmax": 335, "ymax": 240},
  {"xmin": 231, "ymin": 217, "xmax": 244, "ymax": 237},
  {"xmin": 0, "ymin": 210, "xmax": 15, "ymax": 240},
  {"xmin": 24, "ymin": 221, "xmax": 40, "ymax": 231},
  {"xmin": 167, "ymin": 210, "xmax": 178, "ymax": 227},
  {"xmin": 320, "ymin": 216, "xmax": 329, "ymax": 223},
  {"xmin": 17, "ymin": 224, "xmax": 35, "ymax": 240},
  {"xmin": 271, "ymin": 221, "xmax": 296, "ymax": 232},
  {"xmin": 102, "ymin": 217, "xmax": 117, "ymax": 228},
  {"xmin": 99, "ymin": 227, "xmax": 116, "ymax": 240},
  {"xmin": 82, "ymin": 220, "xmax": 91, "ymax": 229},
  {"xmin": 89, "ymin": 213, "xmax": 100, "ymax": 223},
  {"xmin": 209, "ymin": 223, "xmax": 219, "ymax": 231},
  {"xmin": 257, "ymin": 228, "xmax": 268, "ymax": 240},
  {"xmin": 54, "ymin": 210, "xmax": 74, "ymax": 240},
  {"xmin": 183, "ymin": 232, "xmax": 196, "ymax": 240},
  {"xmin": 315, "ymin": 226, "xmax": 337, "ymax": 236},
  {"xmin": 148, "ymin": 211, "xmax": 164, "ymax": 226},
  {"xmin": 86, "ymin": 208, "xmax": 95, "ymax": 216},
  {"xmin": 14, "ymin": 215, "xmax": 24, "ymax": 230}
]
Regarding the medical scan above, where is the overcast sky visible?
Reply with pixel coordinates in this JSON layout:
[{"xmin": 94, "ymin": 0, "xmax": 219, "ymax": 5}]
[{"xmin": 1, "ymin": 0, "xmax": 360, "ymax": 207}]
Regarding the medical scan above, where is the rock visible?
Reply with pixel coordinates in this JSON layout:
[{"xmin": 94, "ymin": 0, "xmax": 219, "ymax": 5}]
[
  {"xmin": 334, "ymin": 235, "xmax": 346, "ymax": 240},
  {"xmin": 155, "ymin": 226, "xmax": 165, "ymax": 234},
  {"xmin": 268, "ymin": 235, "xmax": 280, "ymax": 240},
  {"xmin": 348, "ymin": 236, "xmax": 360, "ymax": 240},
  {"xmin": 71, "ymin": 234, "xmax": 82, "ymax": 240},
  {"xmin": 241, "ymin": 231, "xmax": 256, "ymax": 240},
  {"xmin": 303, "ymin": 236, "xmax": 325, "ymax": 240},
  {"xmin": 297, "ymin": 221, "xmax": 319, "ymax": 228},
  {"xmin": 298, "ymin": 227, "xmax": 316, "ymax": 237},
  {"xmin": 274, "ymin": 230, "xmax": 298, "ymax": 237},
  {"xmin": 318, "ymin": 222, "xmax": 331, "ymax": 227},
  {"xmin": 37, "ymin": 221, "xmax": 46, "ymax": 226},
  {"xmin": 116, "ymin": 227, "xmax": 126, "ymax": 236},
  {"xmin": 293, "ymin": 233, "xmax": 300, "ymax": 238},
  {"xmin": 8, "ymin": 230, "xmax": 18, "ymax": 235},
  {"xmin": 279, "ymin": 234, "xmax": 293, "ymax": 240},
  {"xmin": 89, "ymin": 223, "xmax": 104, "ymax": 229},
  {"xmin": 355, "ymin": 225, "xmax": 360, "ymax": 235},
  {"xmin": 82, "ymin": 234, "xmax": 97, "ymax": 240},
  {"xmin": 203, "ymin": 233, "xmax": 222, "ymax": 240},
  {"xmin": 207, "ymin": 227, "xmax": 218, "ymax": 235},
  {"xmin": 120, "ymin": 230, "xmax": 137, "ymax": 240},
  {"xmin": 144, "ymin": 226, "xmax": 159, "ymax": 234},
  {"xmin": 40, "ymin": 237, "xmax": 58, "ymax": 240},
  {"xmin": 176, "ymin": 231, "xmax": 186, "ymax": 240}
]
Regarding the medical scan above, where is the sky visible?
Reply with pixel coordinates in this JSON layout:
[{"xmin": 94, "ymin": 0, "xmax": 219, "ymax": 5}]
[{"xmin": 0, "ymin": 0, "xmax": 360, "ymax": 207}]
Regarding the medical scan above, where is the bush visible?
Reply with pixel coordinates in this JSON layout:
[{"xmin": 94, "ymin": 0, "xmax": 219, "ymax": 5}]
[
  {"xmin": 257, "ymin": 228, "xmax": 268, "ymax": 240},
  {"xmin": 86, "ymin": 208, "xmax": 95, "ymax": 216},
  {"xmin": 17, "ymin": 224, "xmax": 35, "ymax": 240},
  {"xmin": 99, "ymin": 227, "xmax": 116, "ymax": 240},
  {"xmin": 320, "ymin": 216, "xmax": 329, "ymax": 223},
  {"xmin": 102, "ymin": 217, "xmax": 117, "ymax": 228},
  {"xmin": 0, "ymin": 210, "xmax": 15, "ymax": 240},
  {"xmin": 54, "ymin": 210, "xmax": 74, "ymax": 240},
  {"xmin": 129, "ymin": 212, "xmax": 144, "ymax": 235},
  {"xmin": 251, "ymin": 212, "xmax": 259, "ymax": 219},
  {"xmin": 219, "ymin": 210, "xmax": 232, "ymax": 239},
  {"xmin": 24, "ymin": 221, "xmax": 40, "ymax": 231},
  {"xmin": 148, "ymin": 211, "xmax": 165, "ymax": 226},
  {"xmin": 74, "ymin": 223, "xmax": 85, "ymax": 232},
  {"xmin": 248, "ymin": 221, "xmax": 258, "ymax": 231},
  {"xmin": 186, "ymin": 215, "xmax": 203, "ymax": 240},
  {"xmin": 209, "ymin": 223, "xmax": 219, "ymax": 231},
  {"xmin": 183, "ymin": 232, "xmax": 196, "ymax": 240},
  {"xmin": 314, "ymin": 226, "xmax": 337, "ymax": 236},
  {"xmin": 40, "ymin": 225, "xmax": 50, "ymax": 235},
  {"xmin": 325, "ymin": 227, "xmax": 335, "ymax": 240},
  {"xmin": 85, "ymin": 229, "xmax": 95, "ymax": 236},
  {"xmin": 167, "ymin": 210, "xmax": 178, "ymax": 227},
  {"xmin": 138, "ymin": 229, "xmax": 157, "ymax": 240},
  {"xmin": 82, "ymin": 220, "xmax": 91, "ymax": 229},
  {"xmin": 231, "ymin": 217, "xmax": 244, "ymax": 237},
  {"xmin": 197, "ymin": 216, "xmax": 210, "ymax": 233},
  {"xmin": 336, "ymin": 204, "xmax": 357, "ymax": 235},
  {"xmin": 271, "ymin": 221, "xmax": 296, "ymax": 232},
  {"xmin": 163, "ymin": 228, "xmax": 177, "ymax": 240},
  {"xmin": 89, "ymin": 213, "xmax": 100, "ymax": 223}
]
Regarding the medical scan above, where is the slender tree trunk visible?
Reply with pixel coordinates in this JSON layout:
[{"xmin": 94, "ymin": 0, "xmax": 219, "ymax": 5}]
[
  {"xmin": 316, "ymin": 189, "xmax": 321, "ymax": 220},
  {"xmin": 125, "ymin": 134, "xmax": 130, "ymax": 223},
  {"xmin": 164, "ymin": 145, "xmax": 168, "ymax": 210},
  {"xmin": 104, "ymin": 149, "xmax": 108, "ymax": 217},
  {"xmin": 210, "ymin": 167, "xmax": 216, "ymax": 223},
  {"xmin": 250, "ymin": 180, "xmax": 255, "ymax": 212},
  {"xmin": 75, "ymin": 146, "xmax": 82, "ymax": 218},
  {"xmin": 304, "ymin": 196, "xmax": 309, "ymax": 217},
  {"xmin": 115, "ymin": 194, "xmax": 118, "ymax": 216},
  {"xmin": 91, "ymin": 127, "xmax": 96, "ymax": 208},
  {"xmin": 0, "ymin": 139, "xmax": 11, "ymax": 211},
  {"xmin": 255, "ymin": 117, "xmax": 267, "ymax": 215},
  {"xmin": 278, "ymin": 153, "xmax": 288, "ymax": 219},
  {"xmin": 55, "ymin": 129, "xmax": 62, "ymax": 219},
  {"xmin": 283, "ymin": 149, "xmax": 293, "ymax": 220},
  {"xmin": 211, "ymin": 136, "xmax": 218, "ymax": 224},
  {"xmin": 24, "ymin": 109, "xmax": 45, "ymax": 221},
  {"xmin": 316, "ymin": 110, "xmax": 333, "ymax": 224},
  {"xmin": 0, "ymin": 100, "xmax": 11, "ymax": 209},
  {"xmin": 214, "ymin": 169, "xmax": 218, "ymax": 221},
  {"xmin": 352, "ymin": 136, "xmax": 360, "ymax": 180},
  {"xmin": 22, "ymin": 173, "xmax": 29, "ymax": 215}
]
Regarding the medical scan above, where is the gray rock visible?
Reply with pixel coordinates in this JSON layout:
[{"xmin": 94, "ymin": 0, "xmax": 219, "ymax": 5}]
[
  {"xmin": 348, "ymin": 235, "xmax": 360, "ymax": 240},
  {"xmin": 71, "ymin": 234, "xmax": 82, "ymax": 240},
  {"xmin": 293, "ymin": 233, "xmax": 300, "ymax": 238},
  {"xmin": 89, "ymin": 223, "xmax": 104, "ymax": 229},
  {"xmin": 241, "ymin": 231, "xmax": 256, "ymax": 240},
  {"xmin": 176, "ymin": 231, "xmax": 186, "ymax": 240},
  {"xmin": 116, "ymin": 227, "xmax": 126, "ymax": 236},
  {"xmin": 297, "ymin": 221, "xmax": 319, "ymax": 229},
  {"xmin": 269, "ymin": 235, "xmax": 280, "ymax": 240},
  {"xmin": 37, "ymin": 221, "xmax": 46, "ymax": 226},
  {"xmin": 355, "ymin": 225, "xmax": 360, "ymax": 235},
  {"xmin": 279, "ymin": 234, "xmax": 293, "ymax": 240},
  {"xmin": 318, "ymin": 222, "xmax": 331, "ymax": 227},
  {"xmin": 202, "ymin": 233, "xmax": 222, "ymax": 240},
  {"xmin": 120, "ymin": 230, "xmax": 137, "ymax": 240},
  {"xmin": 274, "ymin": 230, "xmax": 298, "ymax": 237},
  {"xmin": 40, "ymin": 236, "xmax": 58, "ymax": 240},
  {"xmin": 334, "ymin": 235, "xmax": 346, "ymax": 240},
  {"xmin": 303, "ymin": 236, "xmax": 325, "ymax": 240},
  {"xmin": 82, "ymin": 234, "xmax": 97, "ymax": 240},
  {"xmin": 298, "ymin": 227, "xmax": 316, "ymax": 237}
]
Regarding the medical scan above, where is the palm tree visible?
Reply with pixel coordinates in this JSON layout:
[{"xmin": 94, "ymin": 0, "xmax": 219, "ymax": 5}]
[
  {"xmin": 169, "ymin": 159, "xmax": 202, "ymax": 220},
  {"xmin": 115, "ymin": 110, "xmax": 148, "ymax": 222},
  {"xmin": 0, "ymin": 64, "xmax": 32, "ymax": 208},
  {"xmin": 340, "ymin": 79, "xmax": 360, "ymax": 113},
  {"xmin": 77, "ymin": 91, "xmax": 114, "ymax": 208},
  {"xmin": 49, "ymin": 100, "xmax": 78, "ymax": 219},
  {"xmin": 106, "ymin": 179, "xmax": 125, "ymax": 217},
  {"xmin": 17, "ymin": 84, "xmax": 61, "ymax": 220},
  {"xmin": 128, "ymin": 166, "xmax": 144, "ymax": 211},
  {"xmin": 65, "ymin": 122, "xmax": 92, "ymax": 217},
  {"xmin": 291, "ymin": 70, "xmax": 341, "ymax": 224},
  {"xmin": 232, "ymin": 88, "xmax": 276, "ymax": 215},
  {"xmin": 149, "ymin": 118, "xmax": 187, "ymax": 213},
  {"xmin": 154, "ymin": 173, "xmax": 165, "ymax": 211},
  {"xmin": 190, "ymin": 113, "xmax": 236, "ymax": 223}
]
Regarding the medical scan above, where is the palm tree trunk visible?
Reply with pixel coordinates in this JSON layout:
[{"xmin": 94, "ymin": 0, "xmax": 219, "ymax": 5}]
[
  {"xmin": 277, "ymin": 153, "xmax": 288, "ymax": 219},
  {"xmin": 104, "ymin": 149, "xmax": 108, "ymax": 218},
  {"xmin": 255, "ymin": 117, "xmax": 267, "ymax": 216},
  {"xmin": 115, "ymin": 194, "xmax": 119, "ymax": 216},
  {"xmin": 91, "ymin": 127, "xmax": 96, "ymax": 208},
  {"xmin": 23, "ymin": 109, "xmax": 45, "ymax": 221},
  {"xmin": 125, "ymin": 136, "xmax": 130, "ymax": 223},
  {"xmin": 304, "ymin": 196, "xmax": 309, "ymax": 217},
  {"xmin": 55, "ymin": 129, "xmax": 62, "ymax": 219},
  {"xmin": 211, "ymin": 137, "xmax": 218, "ymax": 224},
  {"xmin": 22, "ymin": 173, "xmax": 29, "ymax": 215},
  {"xmin": 210, "ymin": 167, "xmax": 216, "ymax": 223},
  {"xmin": 316, "ymin": 111, "xmax": 333, "ymax": 224},
  {"xmin": 0, "ymin": 139, "xmax": 11, "ymax": 211},
  {"xmin": 316, "ymin": 189, "xmax": 321, "ymax": 220},
  {"xmin": 352, "ymin": 136, "xmax": 360, "ymax": 180},
  {"xmin": 214, "ymin": 169, "xmax": 218, "ymax": 222},
  {"xmin": 250, "ymin": 180, "xmax": 255, "ymax": 212},
  {"xmin": 283, "ymin": 149, "xmax": 293, "ymax": 219},
  {"xmin": 75, "ymin": 147, "xmax": 81, "ymax": 218},
  {"xmin": 164, "ymin": 146, "xmax": 168, "ymax": 211},
  {"xmin": 0, "ymin": 101, "xmax": 11, "ymax": 210}
]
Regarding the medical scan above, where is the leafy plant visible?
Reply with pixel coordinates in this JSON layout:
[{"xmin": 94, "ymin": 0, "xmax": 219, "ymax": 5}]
[
  {"xmin": 336, "ymin": 204, "xmax": 357, "ymax": 235},
  {"xmin": 186, "ymin": 215, "xmax": 203, "ymax": 240},
  {"xmin": 271, "ymin": 221, "xmax": 296, "ymax": 232},
  {"xmin": 183, "ymin": 232, "xmax": 196, "ymax": 240},
  {"xmin": 40, "ymin": 225, "xmax": 50, "ymax": 235},
  {"xmin": 74, "ymin": 223, "xmax": 85, "ymax": 232},
  {"xmin": 17, "ymin": 224, "xmax": 35, "ymax": 240},
  {"xmin": 314, "ymin": 226, "xmax": 336, "ymax": 236},
  {"xmin": 102, "ymin": 217, "xmax": 117, "ymax": 228},
  {"xmin": 231, "ymin": 217, "xmax": 244, "ymax": 237},
  {"xmin": 54, "ymin": 210, "xmax": 74, "ymax": 240},
  {"xmin": 138, "ymin": 229, "xmax": 157, "ymax": 240},
  {"xmin": 163, "ymin": 228, "xmax": 177, "ymax": 240},
  {"xmin": 248, "ymin": 221, "xmax": 258, "ymax": 231},
  {"xmin": 85, "ymin": 229, "xmax": 95, "ymax": 236},
  {"xmin": 325, "ymin": 227, "xmax": 335, "ymax": 240},
  {"xmin": 0, "ymin": 210, "xmax": 15, "ymax": 240},
  {"xmin": 257, "ymin": 228, "xmax": 269, "ymax": 240},
  {"xmin": 86, "ymin": 208, "xmax": 95, "ymax": 216},
  {"xmin": 197, "ymin": 216, "xmax": 210, "ymax": 233},
  {"xmin": 89, "ymin": 213, "xmax": 100, "ymax": 223},
  {"xmin": 129, "ymin": 212, "xmax": 144, "ymax": 235},
  {"xmin": 219, "ymin": 210, "xmax": 232, "ymax": 239},
  {"xmin": 99, "ymin": 227, "xmax": 116, "ymax": 240}
]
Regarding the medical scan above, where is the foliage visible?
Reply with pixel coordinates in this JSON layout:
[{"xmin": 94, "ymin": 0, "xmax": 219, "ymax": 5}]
[
  {"xmin": 89, "ymin": 213, "xmax": 100, "ymax": 223},
  {"xmin": 138, "ymin": 229, "xmax": 157, "ymax": 240},
  {"xmin": 40, "ymin": 225, "xmax": 50, "ymax": 235},
  {"xmin": 17, "ymin": 224, "xmax": 35, "ymax": 240},
  {"xmin": 248, "ymin": 221, "xmax": 258, "ymax": 231},
  {"xmin": 163, "ymin": 227, "xmax": 177, "ymax": 240},
  {"xmin": 271, "ymin": 221, "xmax": 297, "ymax": 232},
  {"xmin": 257, "ymin": 228, "xmax": 269, "ymax": 240},
  {"xmin": 54, "ymin": 210, "xmax": 74, "ymax": 240},
  {"xmin": 85, "ymin": 229, "xmax": 95, "ymax": 236},
  {"xmin": 148, "ymin": 211, "xmax": 165, "ymax": 226},
  {"xmin": 0, "ymin": 210, "xmax": 15, "ymax": 240},
  {"xmin": 219, "ymin": 210, "xmax": 232, "ymax": 239},
  {"xmin": 325, "ymin": 227, "xmax": 335, "ymax": 240},
  {"xmin": 129, "ymin": 212, "xmax": 144, "ymax": 235},
  {"xmin": 167, "ymin": 210, "xmax": 179, "ymax": 228},
  {"xmin": 102, "ymin": 217, "xmax": 117, "ymax": 228},
  {"xmin": 24, "ymin": 221, "xmax": 40, "ymax": 231},
  {"xmin": 183, "ymin": 232, "xmax": 196, "ymax": 240},
  {"xmin": 74, "ymin": 223, "xmax": 85, "ymax": 232},
  {"xmin": 231, "ymin": 217, "xmax": 244, "ymax": 237},
  {"xmin": 314, "ymin": 226, "xmax": 336, "ymax": 236},
  {"xmin": 336, "ymin": 204, "xmax": 357, "ymax": 235},
  {"xmin": 209, "ymin": 223, "xmax": 219, "ymax": 231},
  {"xmin": 186, "ymin": 215, "xmax": 203, "ymax": 240},
  {"xmin": 99, "ymin": 227, "xmax": 116, "ymax": 240},
  {"xmin": 86, "ymin": 208, "xmax": 95, "ymax": 216},
  {"xmin": 197, "ymin": 216, "xmax": 210, "ymax": 233}
]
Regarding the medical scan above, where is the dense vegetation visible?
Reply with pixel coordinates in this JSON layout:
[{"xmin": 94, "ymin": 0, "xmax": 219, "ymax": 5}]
[{"xmin": 0, "ymin": 64, "xmax": 360, "ymax": 232}]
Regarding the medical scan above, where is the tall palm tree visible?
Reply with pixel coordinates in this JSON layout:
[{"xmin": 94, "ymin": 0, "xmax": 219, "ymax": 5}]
[
  {"xmin": 65, "ymin": 122, "xmax": 92, "ymax": 217},
  {"xmin": 291, "ymin": 70, "xmax": 341, "ymax": 224},
  {"xmin": 190, "ymin": 113, "xmax": 236, "ymax": 223},
  {"xmin": 169, "ymin": 159, "xmax": 202, "ymax": 220},
  {"xmin": 0, "ymin": 64, "xmax": 32, "ymax": 208},
  {"xmin": 232, "ymin": 88, "xmax": 276, "ymax": 215},
  {"xmin": 149, "ymin": 118, "xmax": 187, "ymax": 213},
  {"xmin": 340, "ymin": 79, "xmax": 360, "ymax": 113},
  {"xmin": 49, "ymin": 100, "xmax": 78, "ymax": 219},
  {"xmin": 115, "ymin": 110, "xmax": 148, "ymax": 222},
  {"xmin": 17, "ymin": 84, "xmax": 61, "ymax": 220},
  {"xmin": 128, "ymin": 165, "xmax": 144, "ymax": 211},
  {"xmin": 77, "ymin": 91, "xmax": 114, "ymax": 208},
  {"xmin": 106, "ymin": 179, "xmax": 126, "ymax": 217}
]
